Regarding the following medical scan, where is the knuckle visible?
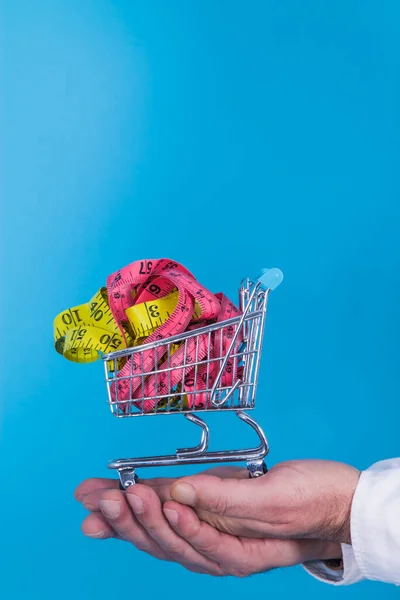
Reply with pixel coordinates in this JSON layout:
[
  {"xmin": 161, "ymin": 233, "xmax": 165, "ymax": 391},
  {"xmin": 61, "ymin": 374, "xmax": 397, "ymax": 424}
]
[
  {"xmin": 209, "ymin": 494, "xmax": 230, "ymax": 516},
  {"xmin": 142, "ymin": 522, "xmax": 161, "ymax": 538},
  {"xmin": 117, "ymin": 524, "xmax": 136, "ymax": 540},
  {"xmin": 115, "ymin": 519, "xmax": 140, "ymax": 541},
  {"xmin": 186, "ymin": 522, "xmax": 202, "ymax": 541},
  {"xmin": 196, "ymin": 540, "xmax": 219, "ymax": 555}
]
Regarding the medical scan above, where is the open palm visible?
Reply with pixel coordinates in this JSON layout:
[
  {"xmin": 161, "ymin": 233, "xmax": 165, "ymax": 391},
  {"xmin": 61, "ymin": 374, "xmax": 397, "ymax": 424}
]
[{"xmin": 75, "ymin": 466, "xmax": 342, "ymax": 577}]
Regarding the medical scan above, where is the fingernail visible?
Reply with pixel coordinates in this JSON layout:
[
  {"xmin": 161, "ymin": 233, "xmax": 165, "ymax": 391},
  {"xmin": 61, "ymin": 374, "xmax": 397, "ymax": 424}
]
[
  {"xmin": 99, "ymin": 499, "xmax": 121, "ymax": 519},
  {"xmin": 75, "ymin": 494, "xmax": 84, "ymax": 503},
  {"xmin": 83, "ymin": 500, "xmax": 95, "ymax": 511},
  {"xmin": 86, "ymin": 530, "xmax": 107, "ymax": 539},
  {"xmin": 127, "ymin": 493, "xmax": 144, "ymax": 514},
  {"xmin": 172, "ymin": 483, "xmax": 196, "ymax": 505},
  {"xmin": 163, "ymin": 508, "xmax": 179, "ymax": 525}
]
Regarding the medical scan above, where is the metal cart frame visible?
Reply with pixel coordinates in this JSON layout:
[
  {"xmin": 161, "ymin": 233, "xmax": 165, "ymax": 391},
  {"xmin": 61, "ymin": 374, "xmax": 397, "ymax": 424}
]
[{"xmin": 102, "ymin": 268, "xmax": 283, "ymax": 488}]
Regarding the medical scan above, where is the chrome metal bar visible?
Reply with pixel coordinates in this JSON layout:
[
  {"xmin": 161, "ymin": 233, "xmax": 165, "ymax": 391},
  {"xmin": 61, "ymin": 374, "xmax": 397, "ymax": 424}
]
[
  {"xmin": 103, "ymin": 269, "xmax": 282, "ymax": 479},
  {"xmin": 236, "ymin": 410, "xmax": 269, "ymax": 454},
  {"xmin": 214, "ymin": 378, "xmax": 241, "ymax": 407},
  {"xmin": 103, "ymin": 311, "xmax": 264, "ymax": 361},
  {"xmin": 107, "ymin": 347, "xmax": 255, "ymax": 382},
  {"xmin": 210, "ymin": 282, "xmax": 262, "ymax": 407},
  {"xmin": 108, "ymin": 410, "xmax": 269, "ymax": 471},
  {"xmin": 109, "ymin": 446, "xmax": 268, "ymax": 470},
  {"xmin": 108, "ymin": 382, "xmax": 255, "ymax": 409},
  {"xmin": 110, "ymin": 402, "xmax": 255, "ymax": 417},
  {"xmin": 251, "ymin": 291, "xmax": 270, "ymax": 404},
  {"xmin": 176, "ymin": 414, "xmax": 210, "ymax": 457}
]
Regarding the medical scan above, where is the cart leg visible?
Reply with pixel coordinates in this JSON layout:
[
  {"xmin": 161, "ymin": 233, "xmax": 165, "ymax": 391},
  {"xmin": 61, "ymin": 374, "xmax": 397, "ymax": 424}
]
[
  {"xmin": 118, "ymin": 468, "xmax": 139, "ymax": 489},
  {"xmin": 247, "ymin": 459, "xmax": 268, "ymax": 478}
]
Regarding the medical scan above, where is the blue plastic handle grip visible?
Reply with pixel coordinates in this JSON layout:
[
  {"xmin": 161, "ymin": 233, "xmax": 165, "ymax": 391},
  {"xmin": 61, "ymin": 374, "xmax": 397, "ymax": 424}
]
[{"xmin": 256, "ymin": 268, "xmax": 284, "ymax": 291}]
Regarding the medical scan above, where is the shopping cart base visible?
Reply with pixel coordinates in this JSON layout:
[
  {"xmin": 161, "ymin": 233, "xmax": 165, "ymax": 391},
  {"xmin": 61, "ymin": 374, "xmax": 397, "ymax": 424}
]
[{"xmin": 108, "ymin": 410, "xmax": 270, "ymax": 489}]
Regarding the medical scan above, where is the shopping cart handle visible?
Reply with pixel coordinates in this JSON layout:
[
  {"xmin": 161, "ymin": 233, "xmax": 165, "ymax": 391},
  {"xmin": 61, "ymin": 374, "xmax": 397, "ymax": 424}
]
[{"xmin": 256, "ymin": 268, "xmax": 283, "ymax": 291}]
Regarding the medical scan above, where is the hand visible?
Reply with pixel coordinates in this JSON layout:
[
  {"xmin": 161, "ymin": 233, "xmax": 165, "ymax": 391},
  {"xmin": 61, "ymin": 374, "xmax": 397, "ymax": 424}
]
[
  {"xmin": 75, "ymin": 467, "xmax": 343, "ymax": 578},
  {"xmin": 169, "ymin": 460, "xmax": 360, "ymax": 544}
]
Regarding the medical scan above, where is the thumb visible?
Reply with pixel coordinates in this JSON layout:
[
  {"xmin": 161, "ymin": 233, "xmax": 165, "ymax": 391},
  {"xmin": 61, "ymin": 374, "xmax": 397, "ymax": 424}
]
[{"xmin": 170, "ymin": 473, "xmax": 268, "ymax": 519}]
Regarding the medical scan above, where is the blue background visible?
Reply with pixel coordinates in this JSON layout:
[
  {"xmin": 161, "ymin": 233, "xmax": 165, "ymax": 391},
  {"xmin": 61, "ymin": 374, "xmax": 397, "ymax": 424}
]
[{"xmin": 1, "ymin": 0, "xmax": 399, "ymax": 597}]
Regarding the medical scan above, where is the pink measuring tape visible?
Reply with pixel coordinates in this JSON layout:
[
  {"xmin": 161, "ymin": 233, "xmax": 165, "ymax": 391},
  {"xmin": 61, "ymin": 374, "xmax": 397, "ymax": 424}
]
[{"xmin": 107, "ymin": 258, "xmax": 243, "ymax": 412}]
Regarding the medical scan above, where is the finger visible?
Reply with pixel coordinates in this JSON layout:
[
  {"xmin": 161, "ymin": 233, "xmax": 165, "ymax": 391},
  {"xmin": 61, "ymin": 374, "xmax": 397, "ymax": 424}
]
[
  {"xmin": 170, "ymin": 473, "xmax": 267, "ymax": 519},
  {"xmin": 74, "ymin": 476, "xmax": 174, "ymax": 503},
  {"xmin": 81, "ymin": 512, "xmax": 116, "ymax": 540},
  {"xmin": 75, "ymin": 467, "xmax": 247, "ymax": 503},
  {"xmin": 81, "ymin": 482, "xmax": 172, "ymax": 512},
  {"xmin": 125, "ymin": 484, "xmax": 225, "ymax": 576},
  {"xmin": 163, "ymin": 500, "xmax": 269, "ymax": 576},
  {"xmin": 75, "ymin": 478, "xmax": 119, "ymax": 501},
  {"xmin": 98, "ymin": 488, "xmax": 172, "ymax": 561},
  {"xmin": 79, "ymin": 467, "xmax": 247, "ymax": 512},
  {"xmin": 75, "ymin": 467, "xmax": 249, "ymax": 514},
  {"xmin": 163, "ymin": 501, "xmax": 320, "ymax": 576},
  {"xmin": 163, "ymin": 500, "xmax": 270, "ymax": 577},
  {"xmin": 194, "ymin": 509, "xmax": 269, "ymax": 538},
  {"xmin": 142, "ymin": 467, "xmax": 247, "ymax": 504}
]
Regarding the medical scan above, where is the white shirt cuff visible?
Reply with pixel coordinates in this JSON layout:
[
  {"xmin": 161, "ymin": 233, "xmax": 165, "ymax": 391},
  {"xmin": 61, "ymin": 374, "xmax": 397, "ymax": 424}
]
[
  {"xmin": 351, "ymin": 458, "xmax": 400, "ymax": 585},
  {"xmin": 302, "ymin": 544, "xmax": 364, "ymax": 585},
  {"xmin": 304, "ymin": 458, "xmax": 400, "ymax": 586}
]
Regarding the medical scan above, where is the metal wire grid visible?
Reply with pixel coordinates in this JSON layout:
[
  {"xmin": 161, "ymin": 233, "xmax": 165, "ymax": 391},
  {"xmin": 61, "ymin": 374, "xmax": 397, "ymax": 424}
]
[{"xmin": 103, "ymin": 279, "xmax": 269, "ymax": 417}]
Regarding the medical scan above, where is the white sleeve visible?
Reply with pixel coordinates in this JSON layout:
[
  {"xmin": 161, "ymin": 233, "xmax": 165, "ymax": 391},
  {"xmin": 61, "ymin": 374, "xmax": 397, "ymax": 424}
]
[{"xmin": 303, "ymin": 458, "xmax": 400, "ymax": 586}]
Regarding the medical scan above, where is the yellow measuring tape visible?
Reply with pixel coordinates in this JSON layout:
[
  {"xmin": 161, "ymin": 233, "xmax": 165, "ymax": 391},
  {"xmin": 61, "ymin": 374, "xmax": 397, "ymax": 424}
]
[
  {"xmin": 126, "ymin": 290, "xmax": 201, "ymax": 344},
  {"xmin": 54, "ymin": 288, "xmax": 201, "ymax": 362},
  {"xmin": 54, "ymin": 287, "xmax": 194, "ymax": 410},
  {"xmin": 54, "ymin": 288, "xmax": 129, "ymax": 363}
]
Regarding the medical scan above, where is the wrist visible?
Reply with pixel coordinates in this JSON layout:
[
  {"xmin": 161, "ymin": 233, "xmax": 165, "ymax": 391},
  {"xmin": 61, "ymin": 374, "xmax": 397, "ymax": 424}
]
[
  {"xmin": 320, "ymin": 541, "xmax": 343, "ymax": 561},
  {"xmin": 305, "ymin": 540, "xmax": 342, "ymax": 563},
  {"xmin": 331, "ymin": 466, "xmax": 360, "ymax": 544}
]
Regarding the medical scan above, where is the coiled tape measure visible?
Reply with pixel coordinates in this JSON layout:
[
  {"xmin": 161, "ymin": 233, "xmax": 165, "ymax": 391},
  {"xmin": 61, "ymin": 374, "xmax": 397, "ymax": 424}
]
[{"xmin": 54, "ymin": 259, "xmax": 243, "ymax": 410}]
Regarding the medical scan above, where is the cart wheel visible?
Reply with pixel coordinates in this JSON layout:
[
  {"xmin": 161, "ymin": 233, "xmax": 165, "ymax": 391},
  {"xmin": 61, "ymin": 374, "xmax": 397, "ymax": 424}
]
[
  {"xmin": 247, "ymin": 460, "xmax": 268, "ymax": 478},
  {"xmin": 118, "ymin": 468, "xmax": 139, "ymax": 489}
]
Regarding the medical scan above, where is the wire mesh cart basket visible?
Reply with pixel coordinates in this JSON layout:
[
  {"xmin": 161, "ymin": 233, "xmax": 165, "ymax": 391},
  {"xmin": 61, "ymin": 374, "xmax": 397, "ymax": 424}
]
[{"xmin": 103, "ymin": 268, "xmax": 283, "ymax": 488}]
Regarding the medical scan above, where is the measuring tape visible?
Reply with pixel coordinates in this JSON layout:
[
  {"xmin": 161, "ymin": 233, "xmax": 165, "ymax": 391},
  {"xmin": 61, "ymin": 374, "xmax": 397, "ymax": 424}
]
[
  {"xmin": 126, "ymin": 290, "xmax": 202, "ymax": 344},
  {"xmin": 54, "ymin": 258, "xmax": 243, "ymax": 412},
  {"xmin": 54, "ymin": 288, "xmax": 131, "ymax": 364}
]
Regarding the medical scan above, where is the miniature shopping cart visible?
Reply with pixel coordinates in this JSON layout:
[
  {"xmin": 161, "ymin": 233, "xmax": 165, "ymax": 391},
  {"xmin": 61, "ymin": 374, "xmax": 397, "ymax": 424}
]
[{"xmin": 102, "ymin": 268, "xmax": 283, "ymax": 488}]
